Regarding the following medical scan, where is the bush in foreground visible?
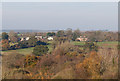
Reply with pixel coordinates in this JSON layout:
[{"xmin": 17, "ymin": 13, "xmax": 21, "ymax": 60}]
[{"xmin": 33, "ymin": 45, "xmax": 49, "ymax": 56}]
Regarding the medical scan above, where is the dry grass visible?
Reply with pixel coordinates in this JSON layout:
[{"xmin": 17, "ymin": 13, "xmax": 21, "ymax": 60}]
[
  {"xmin": 52, "ymin": 68, "xmax": 75, "ymax": 79},
  {"xmin": 97, "ymin": 45, "xmax": 118, "ymax": 79},
  {"xmin": 2, "ymin": 54, "xmax": 25, "ymax": 79},
  {"xmin": 1, "ymin": 41, "xmax": 118, "ymax": 79}
]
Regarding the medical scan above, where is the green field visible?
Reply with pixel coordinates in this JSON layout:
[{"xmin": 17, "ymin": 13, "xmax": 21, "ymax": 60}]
[
  {"xmin": 2, "ymin": 47, "xmax": 34, "ymax": 55},
  {"xmin": 2, "ymin": 44, "xmax": 53, "ymax": 55},
  {"xmin": 72, "ymin": 41, "xmax": 118, "ymax": 46},
  {"xmin": 97, "ymin": 41, "xmax": 118, "ymax": 45},
  {"xmin": 72, "ymin": 41, "xmax": 85, "ymax": 45},
  {"xmin": 47, "ymin": 45, "xmax": 53, "ymax": 53},
  {"xmin": 2, "ymin": 41, "xmax": 118, "ymax": 55}
]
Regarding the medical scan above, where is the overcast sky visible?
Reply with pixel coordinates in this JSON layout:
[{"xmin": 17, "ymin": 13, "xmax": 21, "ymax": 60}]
[{"xmin": 2, "ymin": 2, "xmax": 118, "ymax": 31}]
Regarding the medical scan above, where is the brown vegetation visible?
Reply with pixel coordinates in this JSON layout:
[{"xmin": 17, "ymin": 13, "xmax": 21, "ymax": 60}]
[{"xmin": 1, "ymin": 30, "xmax": 118, "ymax": 79}]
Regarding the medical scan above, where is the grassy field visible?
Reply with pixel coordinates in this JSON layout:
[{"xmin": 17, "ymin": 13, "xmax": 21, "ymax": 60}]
[
  {"xmin": 72, "ymin": 41, "xmax": 118, "ymax": 46},
  {"xmin": 2, "ymin": 41, "xmax": 118, "ymax": 55},
  {"xmin": 96, "ymin": 41, "xmax": 118, "ymax": 45},
  {"xmin": 47, "ymin": 41, "xmax": 118, "ymax": 51},
  {"xmin": 2, "ymin": 45, "xmax": 53, "ymax": 55},
  {"xmin": 2, "ymin": 47, "xmax": 34, "ymax": 55},
  {"xmin": 72, "ymin": 41, "xmax": 85, "ymax": 45},
  {"xmin": 97, "ymin": 41, "xmax": 118, "ymax": 48},
  {"xmin": 71, "ymin": 41, "xmax": 118, "ymax": 49},
  {"xmin": 47, "ymin": 45, "xmax": 53, "ymax": 53}
]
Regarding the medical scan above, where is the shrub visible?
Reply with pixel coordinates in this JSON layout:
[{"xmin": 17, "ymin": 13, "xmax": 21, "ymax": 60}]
[
  {"xmin": 37, "ymin": 41, "xmax": 48, "ymax": 45},
  {"xmin": 75, "ymin": 51, "xmax": 102, "ymax": 79},
  {"xmin": 53, "ymin": 42, "xmax": 74, "ymax": 55},
  {"xmin": 33, "ymin": 45, "xmax": 49, "ymax": 56},
  {"xmin": 53, "ymin": 42, "xmax": 82, "ymax": 56},
  {"xmin": 84, "ymin": 42, "xmax": 98, "ymax": 52},
  {"xmin": 40, "ymin": 57, "xmax": 55, "ymax": 67},
  {"xmin": 17, "ymin": 41, "xmax": 28, "ymax": 48},
  {"xmin": 24, "ymin": 55, "xmax": 39, "ymax": 67},
  {"xmin": 1, "ymin": 39, "xmax": 10, "ymax": 51}
]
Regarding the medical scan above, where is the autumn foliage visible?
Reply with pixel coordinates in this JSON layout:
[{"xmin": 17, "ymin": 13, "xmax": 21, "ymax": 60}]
[
  {"xmin": 75, "ymin": 51, "xmax": 102, "ymax": 79},
  {"xmin": 24, "ymin": 55, "xmax": 39, "ymax": 67},
  {"xmin": 1, "ymin": 39, "xmax": 10, "ymax": 51}
]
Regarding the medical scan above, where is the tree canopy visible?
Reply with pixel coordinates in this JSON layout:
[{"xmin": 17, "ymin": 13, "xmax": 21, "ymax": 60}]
[
  {"xmin": 33, "ymin": 45, "xmax": 49, "ymax": 56},
  {"xmin": 2, "ymin": 32, "xmax": 9, "ymax": 40}
]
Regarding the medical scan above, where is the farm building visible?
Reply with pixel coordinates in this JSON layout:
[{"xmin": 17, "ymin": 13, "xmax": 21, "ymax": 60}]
[
  {"xmin": 48, "ymin": 37, "xmax": 53, "ymax": 41},
  {"xmin": 20, "ymin": 37, "xmax": 26, "ymax": 41},
  {"xmin": 35, "ymin": 36, "xmax": 42, "ymax": 40},
  {"xmin": 26, "ymin": 37, "xmax": 30, "ymax": 40},
  {"xmin": 76, "ymin": 36, "xmax": 88, "ymax": 41}
]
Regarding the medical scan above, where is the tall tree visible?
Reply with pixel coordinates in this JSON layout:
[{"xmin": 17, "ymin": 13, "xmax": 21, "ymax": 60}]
[
  {"xmin": 72, "ymin": 32, "xmax": 78, "ymax": 41},
  {"xmin": 9, "ymin": 31, "xmax": 19, "ymax": 43},
  {"xmin": 56, "ymin": 30, "xmax": 65, "ymax": 37},
  {"xmin": 66, "ymin": 28, "xmax": 72, "ymax": 40},
  {"xmin": 66, "ymin": 28, "xmax": 72, "ymax": 36},
  {"xmin": 72, "ymin": 29, "xmax": 81, "ymax": 41},
  {"xmin": 2, "ymin": 32, "xmax": 9, "ymax": 40},
  {"xmin": 1, "ymin": 39, "xmax": 10, "ymax": 51},
  {"xmin": 27, "ymin": 37, "xmax": 38, "ymax": 47},
  {"xmin": 47, "ymin": 32, "xmax": 55, "ymax": 37}
]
